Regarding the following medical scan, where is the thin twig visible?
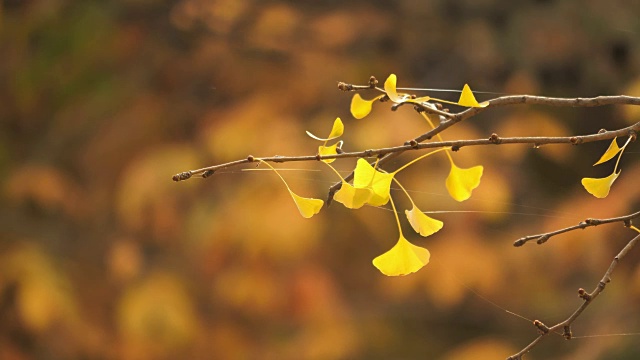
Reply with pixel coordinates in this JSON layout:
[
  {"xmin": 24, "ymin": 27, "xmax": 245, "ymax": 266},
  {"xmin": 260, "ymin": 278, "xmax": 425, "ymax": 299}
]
[
  {"xmin": 507, "ymin": 233, "xmax": 640, "ymax": 360},
  {"xmin": 514, "ymin": 210, "xmax": 640, "ymax": 246},
  {"xmin": 172, "ymin": 121, "xmax": 640, "ymax": 182},
  {"xmin": 325, "ymin": 94, "xmax": 640, "ymax": 202}
]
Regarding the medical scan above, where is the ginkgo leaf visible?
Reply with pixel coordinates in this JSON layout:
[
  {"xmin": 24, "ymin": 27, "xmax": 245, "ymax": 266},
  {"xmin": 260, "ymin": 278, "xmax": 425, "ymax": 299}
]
[
  {"xmin": 458, "ymin": 84, "xmax": 489, "ymax": 108},
  {"xmin": 581, "ymin": 171, "xmax": 620, "ymax": 199},
  {"xmin": 353, "ymin": 158, "xmax": 394, "ymax": 206},
  {"xmin": 289, "ymin": 191, "xmax": 324, "ymax": 218},
  {"xmin": 351, "ymin": 94, "xmax": 384, "ymax": 119},
  {"xmin": 446, "ymin": 163, "xmax": 483, "ymax": 202},
  {"xmin": 259, "ymin": 159, "xmax": 324, "ymax": 218},
  {"xmin": 333, "ymin": 182, "xmax": 373, "ymax": 209},
  {"xmin": 593, "ymin": 137, "xmax": 621, "ymax": 166},
  {"xmin": 306, "ymin": 118, "xmax": 344, "ymax": 141},
  {"xmin": 327, "ymin": 117, "xmax": 344, "ymax": 139},
  {"xmin": 318, "ymin": 143, "xmax": 338, "ymax": 163},
  {"xmin": 405, "ymin": 206, "xmax": 444, "ymax": 237},
  {"xmin": 372, "ymin": 236, "xmax": 430, "ymax": 276},
  {"xmin": 384, "ymin": 74, "xmax": 405, "ymax": 103}
]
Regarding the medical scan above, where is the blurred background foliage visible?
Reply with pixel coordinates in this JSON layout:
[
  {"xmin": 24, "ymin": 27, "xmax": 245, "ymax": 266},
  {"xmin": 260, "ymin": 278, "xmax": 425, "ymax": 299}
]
[{"xmin": 2, "ymin": 0, "xmax": 640, "ymax": 359}]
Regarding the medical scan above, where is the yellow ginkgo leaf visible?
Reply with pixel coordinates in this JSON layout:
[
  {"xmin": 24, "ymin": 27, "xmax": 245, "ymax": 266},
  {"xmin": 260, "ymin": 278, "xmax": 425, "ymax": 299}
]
[
  {"xmin": 581, "ymin": 171, "xmax": 620, "ymax": 199},
  {"xmin": 289, "ymin": 191, "xmax": 324, "ymax": 218},
  {"xmin": 405, "ymin": 206, "xmax": 444, "ymax": 237},
  {"xmin": 318, "ymin": 143, "xmax": 338, "ymax": 163},
  {"xmin": 333, "ymin": 182, "xmax": 373, "ymax": 209},
  {"xmin": 446, "ymin": 162, "xmax": 483, "ymax": 202},
  {"xmin": 351, "ymin": 94, "xmax": 384, "ymax": 119},
  {"xmin": 306, "ymin": 117, "xmax": 344, "ymax": 141},
  {"xmin": 372, "ymin": 236, "xmax": 430, "ymax": 276},
  {"xmin": 353, "ymin": 158, "xmax": 394, "ymax": 206},
  {"xmin": 458, "ymin": 84, "xmax": 489, "ymax": 108},
  {"xmin": 327, "ymin": 117, "xmax": 344, "ymax": 139},
  {"xmin": 259, "ymin": 159, "xmax": 324, "ymax": 218},
  {"xmin": 593, "ymin": 137, "xmax": 621, "ymax": 166},
  {"xmin": 384, "ymin": 74, "xmax": 405, "ymax": 103}
]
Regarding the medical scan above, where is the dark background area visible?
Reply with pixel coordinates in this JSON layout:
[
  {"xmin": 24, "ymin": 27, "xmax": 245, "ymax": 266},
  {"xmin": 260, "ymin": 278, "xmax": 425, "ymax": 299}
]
[{"xmin": 1, "ymin": 0, "xmax": 640, "ymax": 359}]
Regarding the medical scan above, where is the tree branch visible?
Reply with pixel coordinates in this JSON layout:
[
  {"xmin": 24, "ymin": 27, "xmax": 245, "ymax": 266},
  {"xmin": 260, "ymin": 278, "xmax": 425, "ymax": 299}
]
[
  {"xmin": 324, "ymin": 79, "xmax": 640, "ymax": 199},
  {"xmin": 514, "ymin": 210, "xmax": 640, "ymax": 246},
  {"xmin": 172, "ymin": 121, "xmax": 639, "ymax": 185},
  {"xmin": 507, "ymin": 232, "xmax": 640, "ymax": 360}
]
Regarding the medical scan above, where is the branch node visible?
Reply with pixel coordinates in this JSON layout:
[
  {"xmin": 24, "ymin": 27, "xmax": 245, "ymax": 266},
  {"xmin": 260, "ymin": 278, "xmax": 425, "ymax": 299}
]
[
  {"xmin": 513, "ymin": 238, "xmax": 526, "ymax": 247},
  {"xmin": 368, "ymin": 76, "xmax": 378, "ymax": 88},
  {"xmin": 598, "ymin": 128, "xmax": 607, "ymax": 134},
  {"xmin": 570, "ymin": 136, "xmax": 582, "ymax": 145},
  {"xmin": 365, "ymin": 149, "xmax": 374, "ymax": 157},
  {"xmin": 172, "ymin": 172, "xmax": 192, "ymax": 182},
  {"xmin": 584, "ymin": 218, "xmax": 601, "ymax": 226},
  {"xmin": 536, "ymin": 235, "xmax": 550, "ymax": 244},
  {"xmin": 337, "ymin": 82, "xmax": 353, "ymax": 91},
  {"xmin": 578, "ymin": 287, "xmax": 593, "ymax": 301},
  {"xmin": 315, "ymin": 153, "xmax": 322, "ymax": 161},
  {"xmin": 563, "ymin": 325, "xmax": 572, "ymax": 340},
  {"xmin": 629, "ymin": 130, "xmax": 637, "ymax": 142},
  {"xmin": 533, "ymin": 320, "xmax": 550, "ymax": 334},
  {"xmin": 409, "ymin": 139, "xmax": 419, "ymax": 149},
  {"xmin": 489, "ymin": 133, "xmax": 501, "ymax": 144},
  {"xmin": 247, "ymin": 155, "xmax": 255, "ymax": 162},
  {"xmin": 202, "ymin": 170, "xmax": 215, "ymax": 178},
  {"xmin": 391, "ymin": 103, "xmax": 401, "ymax": 111},
  {"xmin": 624, "ymin": 219, "xmax": 632, "ymax": 227},
  {"xmin": 451, "ymin": 145, "xmax": 460, "ymax": 152},
  {"xmin": 273, "ymin": 156, "xmax": 284, "ymax": 163}
]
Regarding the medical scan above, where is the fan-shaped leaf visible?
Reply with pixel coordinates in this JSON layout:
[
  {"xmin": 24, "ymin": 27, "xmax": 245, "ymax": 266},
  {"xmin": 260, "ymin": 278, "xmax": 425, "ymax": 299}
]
[
  {"xmin": 333, "ymin": 182, "xmax": 373, "ymax": 209},
  {"xmin": 384, "ymin": 74, "xmax": 405, "ymax": 103},
  {"xmin": 353, "ymin": 158, "xmax": 394, "ymax": 206},
  {"xmin": 289, "ymin": 191, "xmax": 324, "ymax": 218},
  {"xmin": 305, "ymin": 117, "xmax": 344, "ymax": 141},
  {"xmin": 581, "ymin": 171, "xmax": 620, "ymax": 198},
  {"xmin": 372, "ymin": 236, "xmax": 430, "ymax": 276},
  {"xmin": 351, "ymin": 94, "xmax": 381, "ymax": 119},
  {"xmin": 318, "ymin": 143, "xmax": 339, "ymax": 163},
  {"xmin": 405, "ymin": 206, "xmax": 444, "ymax": 237},
  {"xmin": 593, "ymin": 137, "xmax": 621, "ymax": 166},
  {"xmin": 446, "ymin": 163, "xmax": 483, "ymax": 202},
  {"xmin": 458, "ymin": 84, "xmax": 489, "ymax": 108}
]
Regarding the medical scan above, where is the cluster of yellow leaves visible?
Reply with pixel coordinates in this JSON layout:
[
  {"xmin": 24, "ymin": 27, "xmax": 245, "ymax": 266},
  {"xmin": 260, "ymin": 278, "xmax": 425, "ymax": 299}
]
[
  {"xmin": 351, "ymin": 74, "xmax": 488, "ymax": 120},
  {"xmin": 261, "ymin": 74, "xmax": 489, "ymax": 276},
  {"xmin": 324, "ymin": 145, "xmax": 481, "ymax": 276},
  {"xmin": 582, "ymin": 136, "xmax": 632, "ymax": 198}
]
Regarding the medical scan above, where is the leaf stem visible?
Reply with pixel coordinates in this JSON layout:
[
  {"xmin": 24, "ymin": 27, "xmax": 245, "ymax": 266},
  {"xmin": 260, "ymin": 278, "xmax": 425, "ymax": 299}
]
[{"xmin": 388, "ymin": 195, "xmax": 404, "ymax": 238}]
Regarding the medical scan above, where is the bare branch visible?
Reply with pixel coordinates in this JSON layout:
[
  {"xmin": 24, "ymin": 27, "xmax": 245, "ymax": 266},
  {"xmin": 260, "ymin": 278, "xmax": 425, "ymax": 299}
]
[
  {"xmin": 172, "ymin": 121, "xmax": 640, "ymax": 182},
  {"xmin": 514, "ymin": 210, "xmax": 640, "ymax": 246},
  {"xmin": 507, "ymin": 233, "xmax": 640, "ymax": 360}
]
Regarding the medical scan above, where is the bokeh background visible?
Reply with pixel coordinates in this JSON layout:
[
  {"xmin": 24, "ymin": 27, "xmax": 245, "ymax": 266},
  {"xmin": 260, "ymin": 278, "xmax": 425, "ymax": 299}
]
[{"xmin": 2, "ymin": 0, "xmax": 640, "ymax": 359}]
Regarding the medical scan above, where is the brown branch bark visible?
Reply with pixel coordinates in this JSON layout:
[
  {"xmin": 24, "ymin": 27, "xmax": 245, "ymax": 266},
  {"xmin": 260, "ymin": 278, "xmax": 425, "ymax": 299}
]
[
  {"xmin": 172, "ymin": 120, "xmax": 640, "ymax": 182},
  {"xmin": 514, "ymin": 210, "xmax": 640, "ymax": 246},
  {"xmin": 507, "ymin": 232, "xmax": 640, "ymax": 360}
]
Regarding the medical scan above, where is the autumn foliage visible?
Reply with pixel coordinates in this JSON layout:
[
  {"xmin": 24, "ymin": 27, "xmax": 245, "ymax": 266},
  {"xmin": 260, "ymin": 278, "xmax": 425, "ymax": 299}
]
[{"xmin": 3, "ymin": 1, "xmax": 640, "ymax": 360}]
